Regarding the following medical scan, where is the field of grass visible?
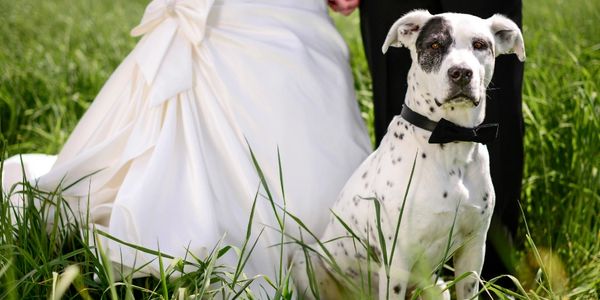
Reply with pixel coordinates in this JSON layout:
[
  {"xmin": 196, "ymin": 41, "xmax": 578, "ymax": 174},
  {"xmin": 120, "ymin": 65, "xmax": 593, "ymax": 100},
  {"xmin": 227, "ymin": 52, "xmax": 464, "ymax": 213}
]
[{"xmin": 1, "ymin": 0, "xmax": 599, "ymax": 299}]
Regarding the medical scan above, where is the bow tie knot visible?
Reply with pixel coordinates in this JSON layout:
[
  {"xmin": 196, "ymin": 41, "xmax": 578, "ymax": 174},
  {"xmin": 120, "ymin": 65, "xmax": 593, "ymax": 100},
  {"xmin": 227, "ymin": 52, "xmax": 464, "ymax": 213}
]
[
  {"xmin": 400, "ymin": 105, "xmax": 498, "ymax": 144},
  {"xmin": 429, "ymin": 118, "xmax": 498, "ymax": 144}
]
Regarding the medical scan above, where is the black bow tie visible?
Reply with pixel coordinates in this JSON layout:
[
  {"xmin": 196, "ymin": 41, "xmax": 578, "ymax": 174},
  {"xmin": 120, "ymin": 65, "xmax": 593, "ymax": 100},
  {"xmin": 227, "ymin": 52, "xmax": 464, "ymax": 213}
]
[{"xmin": 400, "ymin": 105, "xmax": 499, "ymax": 144}]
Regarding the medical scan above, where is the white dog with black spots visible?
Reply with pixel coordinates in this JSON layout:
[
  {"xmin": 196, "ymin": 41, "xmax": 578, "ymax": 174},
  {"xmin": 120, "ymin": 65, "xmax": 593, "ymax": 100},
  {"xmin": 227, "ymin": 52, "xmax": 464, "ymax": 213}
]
[{"xmin": 292, "ymin": 10, "xmax": 525, "ymax": 300}]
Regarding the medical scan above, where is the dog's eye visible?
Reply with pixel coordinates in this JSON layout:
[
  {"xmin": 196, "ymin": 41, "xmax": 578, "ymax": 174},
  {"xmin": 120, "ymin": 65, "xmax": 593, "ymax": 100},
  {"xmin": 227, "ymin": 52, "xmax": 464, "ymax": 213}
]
[
  {"xmin": 430, "ymin": 42, "xmax": 441, "ymax": 50},
  {"xmin": 473, "ymin": 41, "xmax": 487, "ymax": 50}
]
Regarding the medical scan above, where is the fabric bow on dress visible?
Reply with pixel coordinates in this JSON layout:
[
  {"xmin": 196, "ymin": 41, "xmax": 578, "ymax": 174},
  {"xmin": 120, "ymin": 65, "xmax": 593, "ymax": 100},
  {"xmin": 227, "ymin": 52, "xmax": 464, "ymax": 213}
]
[{"xmin": 130, "ymin": 0, "xmax": 215, "ymax": 106}]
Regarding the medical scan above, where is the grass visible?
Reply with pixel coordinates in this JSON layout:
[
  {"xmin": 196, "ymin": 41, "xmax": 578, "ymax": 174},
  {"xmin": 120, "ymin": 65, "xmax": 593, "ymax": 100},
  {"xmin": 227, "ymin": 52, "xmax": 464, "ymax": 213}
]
[
  {"xmin": 1, "ymin": 0, "xmax": 599, "ymax": 298},
  {"xmin": 517, "ymin": 0, "xmax": 599, "ymax": 296}
]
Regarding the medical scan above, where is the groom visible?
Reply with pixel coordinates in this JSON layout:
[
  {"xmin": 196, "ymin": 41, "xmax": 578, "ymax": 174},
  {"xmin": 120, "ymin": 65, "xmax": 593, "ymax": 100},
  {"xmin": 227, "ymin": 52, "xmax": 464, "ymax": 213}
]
[{"xmin": 329, "ymin": 0, "xmax": 525, "ymax": 286}]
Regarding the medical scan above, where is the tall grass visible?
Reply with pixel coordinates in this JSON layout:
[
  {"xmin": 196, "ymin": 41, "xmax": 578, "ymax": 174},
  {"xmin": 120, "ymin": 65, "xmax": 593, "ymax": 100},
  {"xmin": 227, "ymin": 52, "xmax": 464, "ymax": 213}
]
[
  {"xmin": 0, "ymin": 145, "xmax": 288, "ymax": 299},
  {"xmin": 1, "ymin": 0, "xmax": 599, "ymax": 298},
  {"xmin": 517, "ymin": 0, "xmax": 599, "ymax": 297}
]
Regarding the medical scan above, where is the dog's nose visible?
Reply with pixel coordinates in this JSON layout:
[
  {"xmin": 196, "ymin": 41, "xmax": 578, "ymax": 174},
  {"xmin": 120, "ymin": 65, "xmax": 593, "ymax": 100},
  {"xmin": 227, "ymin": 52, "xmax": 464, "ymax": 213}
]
[{"xmin": 448, "ymin": 66, "xmax": 473, "ymax": 86}]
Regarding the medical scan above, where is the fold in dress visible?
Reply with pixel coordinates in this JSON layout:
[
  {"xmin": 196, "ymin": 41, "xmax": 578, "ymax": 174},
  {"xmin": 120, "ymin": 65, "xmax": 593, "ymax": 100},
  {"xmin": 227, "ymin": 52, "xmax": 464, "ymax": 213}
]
[{"xmin": 2, "ymin": 0, "xmax": 371, "ymax": 284}]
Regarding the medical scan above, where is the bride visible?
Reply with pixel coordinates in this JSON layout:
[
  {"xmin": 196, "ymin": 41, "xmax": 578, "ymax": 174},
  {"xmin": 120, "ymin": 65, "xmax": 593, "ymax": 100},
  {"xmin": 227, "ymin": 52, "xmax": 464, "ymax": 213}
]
[{"xmin": 2, "ymin": 0, "xmax": 369, "ymax": 290}]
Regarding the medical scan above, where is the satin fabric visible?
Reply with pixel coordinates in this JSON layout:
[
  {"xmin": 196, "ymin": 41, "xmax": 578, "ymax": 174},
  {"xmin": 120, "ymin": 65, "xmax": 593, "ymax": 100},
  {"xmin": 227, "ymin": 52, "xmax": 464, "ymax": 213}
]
[{"xmin": 2, "ymin": 0, "xmax": 371, "ymax": 285}]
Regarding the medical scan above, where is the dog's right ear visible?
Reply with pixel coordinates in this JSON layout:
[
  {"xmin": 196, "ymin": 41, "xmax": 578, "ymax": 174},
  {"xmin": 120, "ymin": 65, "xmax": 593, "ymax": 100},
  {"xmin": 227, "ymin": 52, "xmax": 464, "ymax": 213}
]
[
  {"xmin": 488, "ymin": 14, "xmax": 526, "ymax": 61},
  {"xmin": 382, "ymin": 10, "xmax": 432, "ymax": 54}
]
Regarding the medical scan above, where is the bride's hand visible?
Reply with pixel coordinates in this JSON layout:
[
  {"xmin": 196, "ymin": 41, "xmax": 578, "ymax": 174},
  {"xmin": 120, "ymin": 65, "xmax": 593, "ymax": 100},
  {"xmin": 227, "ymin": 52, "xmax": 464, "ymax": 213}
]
[{"xmin": 328, "ymin": 0, "xmax": 359, "ymax": 16}]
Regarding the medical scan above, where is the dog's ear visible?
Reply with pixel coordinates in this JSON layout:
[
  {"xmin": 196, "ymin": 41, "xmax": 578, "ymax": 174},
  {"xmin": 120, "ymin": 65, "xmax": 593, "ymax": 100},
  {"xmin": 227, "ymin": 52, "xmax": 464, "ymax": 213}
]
[
  {"xmin": 382, "ymin": 10, "xmax": 432, "ymax": 54},
  {"xmin": 488, "ymin": 14, "xmax": 526, "ymax": 61}
]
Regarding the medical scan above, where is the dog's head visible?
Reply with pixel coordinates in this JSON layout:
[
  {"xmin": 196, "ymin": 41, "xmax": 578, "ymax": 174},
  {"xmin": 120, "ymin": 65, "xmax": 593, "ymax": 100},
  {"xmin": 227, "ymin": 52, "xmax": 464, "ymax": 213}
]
[{"xmin": 382, "ymin": 10, "xmax": 525, "ymax": 125}]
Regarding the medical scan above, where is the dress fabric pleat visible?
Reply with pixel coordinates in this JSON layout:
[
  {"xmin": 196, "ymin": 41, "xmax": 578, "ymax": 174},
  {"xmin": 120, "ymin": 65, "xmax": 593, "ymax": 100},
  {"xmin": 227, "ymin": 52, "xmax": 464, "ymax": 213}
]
[{"xmin": 2, "ymin": 0, "xmax": 371, "ymax": 283}]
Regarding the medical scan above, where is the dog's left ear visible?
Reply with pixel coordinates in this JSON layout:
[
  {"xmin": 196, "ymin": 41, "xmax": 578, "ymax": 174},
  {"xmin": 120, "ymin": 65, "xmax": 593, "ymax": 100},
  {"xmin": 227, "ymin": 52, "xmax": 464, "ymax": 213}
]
[
  {"xmin": 488, "ymin": 14, "xmax": 526, "ymax": 61},
  {"xmin": 382, "ymin": 10, "xmax": 432, "ymax": 54}
]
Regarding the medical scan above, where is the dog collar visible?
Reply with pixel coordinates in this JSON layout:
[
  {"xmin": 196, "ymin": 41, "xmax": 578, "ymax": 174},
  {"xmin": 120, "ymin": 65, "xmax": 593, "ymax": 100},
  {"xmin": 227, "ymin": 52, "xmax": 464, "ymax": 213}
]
[{"xmin": 400, "ymin": 105, "xmax": 499, "ymax": 144}]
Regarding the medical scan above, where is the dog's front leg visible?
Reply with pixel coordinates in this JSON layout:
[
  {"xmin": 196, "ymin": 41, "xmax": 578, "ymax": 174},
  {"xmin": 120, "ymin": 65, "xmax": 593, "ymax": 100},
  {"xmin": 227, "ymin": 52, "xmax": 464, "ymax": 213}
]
[
  {"xmin": 453, "ymin": 235, "xmax": 486, "ymax": 300},
  {"xmin": 291, "ymin": 248, "xmax": 337, "ymax": 300},
  {"xmin": 379, "ymin": 259, "xmax": 410, "ymax": 300}
]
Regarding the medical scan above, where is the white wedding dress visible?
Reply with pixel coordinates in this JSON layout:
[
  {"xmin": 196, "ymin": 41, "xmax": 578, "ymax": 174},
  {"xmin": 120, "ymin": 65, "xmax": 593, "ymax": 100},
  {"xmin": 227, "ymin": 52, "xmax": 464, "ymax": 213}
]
[{"xmin": 2, "ymin": 0, "xmax": 370, "ymax": 287}]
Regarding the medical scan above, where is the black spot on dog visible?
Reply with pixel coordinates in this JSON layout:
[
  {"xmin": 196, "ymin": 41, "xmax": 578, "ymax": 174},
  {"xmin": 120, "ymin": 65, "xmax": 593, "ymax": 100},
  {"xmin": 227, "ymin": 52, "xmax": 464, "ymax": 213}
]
[
  {"xmin": 483, "ymin": 192, "xmax": 489, "ymax": 201},
  {"xmin": 416, "ymin": 17, "xmax": 453, "ymax": 73},
  {"xmin": 449, "ymin": 170, "xmax": 456, "ymax": 176},
  {"xmin": 362, "ymin": 171, "xmax": 368, "ymax": 179},
  {"xmin": 368, "ymin": 245, "xmax": 381, "ymax": 258},
  {"xmin": 393, "ymin": 284, "xmax": 402, "ymax": 294},
  {"xmin": 443, "ymin": 191, "xmax": 448, "ymax": 198},
  {"xmin": 465, "ymin": 282, "xmax": 477, "ymax": 294},
  {"xmin": 369, "ymin": 226, "xmax": 377, "ymax": 238},
  {"xmin": 429, "ymin": 106, "xmax": 435, "ymax": 113},
  {"xmin": 422, "ymin": 153, "xmax": 427, "ymax": 159}
]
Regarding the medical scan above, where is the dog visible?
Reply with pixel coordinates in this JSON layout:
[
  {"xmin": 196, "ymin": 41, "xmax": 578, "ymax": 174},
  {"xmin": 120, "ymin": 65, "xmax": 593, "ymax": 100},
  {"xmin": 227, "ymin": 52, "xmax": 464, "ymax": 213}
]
[{"xmin": 292, "ymin": 10, "xmax": 525, "ymax": 299}]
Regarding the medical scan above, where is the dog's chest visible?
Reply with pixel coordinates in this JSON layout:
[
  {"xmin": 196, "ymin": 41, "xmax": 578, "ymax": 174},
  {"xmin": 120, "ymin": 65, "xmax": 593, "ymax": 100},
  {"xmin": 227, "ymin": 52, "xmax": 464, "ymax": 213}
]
[{"xmin": 329, "ymin": 117, "xmax": 494, "ymax": 248}]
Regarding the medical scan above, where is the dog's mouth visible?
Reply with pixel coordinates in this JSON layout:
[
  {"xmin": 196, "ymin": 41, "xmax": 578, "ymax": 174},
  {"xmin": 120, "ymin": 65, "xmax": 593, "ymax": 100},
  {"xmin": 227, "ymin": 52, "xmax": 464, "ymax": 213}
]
[{"xmin": 442, "ymin": 93, "xmax": 480, "ymax": 107}]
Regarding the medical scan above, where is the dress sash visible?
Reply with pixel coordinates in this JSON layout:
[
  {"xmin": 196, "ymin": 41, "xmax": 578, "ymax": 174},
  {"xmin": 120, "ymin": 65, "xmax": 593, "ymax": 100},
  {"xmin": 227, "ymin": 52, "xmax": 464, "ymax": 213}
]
[{"xmin": 130, "ymin": 0, "xmax": 215, "ymax": 106}]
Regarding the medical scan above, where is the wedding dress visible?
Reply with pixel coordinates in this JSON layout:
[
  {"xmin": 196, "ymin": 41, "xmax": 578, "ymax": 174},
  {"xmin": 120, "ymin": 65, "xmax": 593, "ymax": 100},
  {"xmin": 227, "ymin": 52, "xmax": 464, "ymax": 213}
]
[{"xmin": 1, "ymin": 0, "xmax": 370, "ymax": 287}]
